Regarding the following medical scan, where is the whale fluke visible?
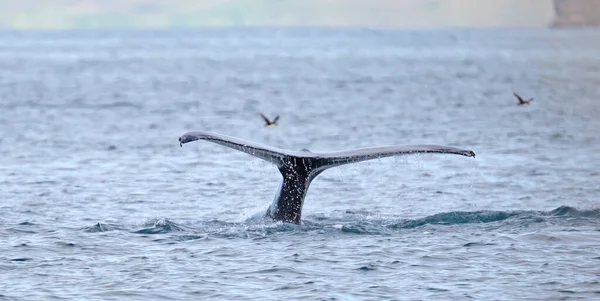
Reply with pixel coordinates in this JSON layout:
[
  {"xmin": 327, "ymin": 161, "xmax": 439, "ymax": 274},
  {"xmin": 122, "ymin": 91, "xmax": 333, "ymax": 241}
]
[
  {"xmin": 179, "ymin": 130, "xmax": 289, "ymax": 166},
  {"xmin": 179, "ymin": 130, "xmax": 475, "ymax": 224}
]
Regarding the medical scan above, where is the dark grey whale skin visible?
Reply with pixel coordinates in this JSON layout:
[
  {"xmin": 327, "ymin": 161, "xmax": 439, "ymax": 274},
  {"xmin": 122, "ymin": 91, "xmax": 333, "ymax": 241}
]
[{"xmin": 179, "ymin": 130, "xmax": 476, "ymax": 224}]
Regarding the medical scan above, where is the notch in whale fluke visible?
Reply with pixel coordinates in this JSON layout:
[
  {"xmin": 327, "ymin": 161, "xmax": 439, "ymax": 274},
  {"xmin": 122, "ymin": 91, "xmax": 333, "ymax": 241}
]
[{"xmin": 178, "ymin": 130, "xmax": 475, "ymax": 224}]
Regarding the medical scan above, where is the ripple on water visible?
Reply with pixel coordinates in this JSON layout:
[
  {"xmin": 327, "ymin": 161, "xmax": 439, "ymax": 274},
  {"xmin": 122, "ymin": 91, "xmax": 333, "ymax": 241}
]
[{"xmin": 71, "ymin": 205, "xmax": 600, "ymax": 244}]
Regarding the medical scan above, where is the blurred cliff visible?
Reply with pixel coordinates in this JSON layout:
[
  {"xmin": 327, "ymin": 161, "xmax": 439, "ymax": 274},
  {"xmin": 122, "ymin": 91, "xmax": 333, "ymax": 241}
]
[{"xmin": 551, "ymin": 0, "xmax": 600, "ymax": 27}]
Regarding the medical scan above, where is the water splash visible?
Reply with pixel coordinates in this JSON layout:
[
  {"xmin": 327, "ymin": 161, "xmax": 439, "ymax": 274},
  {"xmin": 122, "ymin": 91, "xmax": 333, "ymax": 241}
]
[{"xmin": 83, "ymin": 205, "xmax": 599, "ymax": 239}]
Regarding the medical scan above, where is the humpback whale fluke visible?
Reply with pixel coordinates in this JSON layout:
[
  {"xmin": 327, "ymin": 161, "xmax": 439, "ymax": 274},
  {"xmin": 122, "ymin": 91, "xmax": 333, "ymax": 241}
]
[
  {"xmin": 513, "ymin": 92, "xmax": 533, "ymax": 106},
  {"xmin": 179, "ymin": 131, "xmax": 475, "ymax": 224},
  {"xmin": 260, "ymin": 113, "xmax": 279, "ymax": 128}
]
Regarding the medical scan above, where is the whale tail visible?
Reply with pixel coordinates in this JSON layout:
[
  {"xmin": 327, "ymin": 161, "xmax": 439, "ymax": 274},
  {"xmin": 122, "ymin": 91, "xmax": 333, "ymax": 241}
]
[{"xmin": 179, "ymin": 131, "xmax": 475, "ymax": 224}]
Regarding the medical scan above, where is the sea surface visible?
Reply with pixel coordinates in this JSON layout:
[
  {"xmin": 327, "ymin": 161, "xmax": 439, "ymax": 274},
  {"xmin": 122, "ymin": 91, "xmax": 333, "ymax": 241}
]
[{"xmin": 1, "ymin": 28, "xmax": 599, "ymax": 300}]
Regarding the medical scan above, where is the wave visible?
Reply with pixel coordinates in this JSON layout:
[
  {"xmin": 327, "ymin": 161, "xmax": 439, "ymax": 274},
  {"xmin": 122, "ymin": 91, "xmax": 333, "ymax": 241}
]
[
  {"xmin": 389, "ymin": 210, "xmax": 518, "ymax": 229},
  {"xmin": 82, "ymin": 206, "xmax": 599, "ymax": 238},
  {"xmin": 390, "ymin": 205, "xmax": 599, "ymax": 230}
]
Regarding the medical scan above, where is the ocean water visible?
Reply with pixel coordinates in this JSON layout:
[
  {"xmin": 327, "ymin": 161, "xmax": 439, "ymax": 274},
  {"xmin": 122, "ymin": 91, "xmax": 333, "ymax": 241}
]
[{"xmin": 1, "ymin": 28, "xmax": 599, "ymax": 300}]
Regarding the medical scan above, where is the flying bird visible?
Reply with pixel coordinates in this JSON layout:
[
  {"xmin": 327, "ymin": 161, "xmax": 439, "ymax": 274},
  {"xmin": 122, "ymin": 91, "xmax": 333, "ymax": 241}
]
[
  {"xmin": 513, "ymin": 92, "xmax": 533, "ymax": 106},
  {"xmin": 260, "ymin": 113, "xmax": 279, "ymax": 128}
]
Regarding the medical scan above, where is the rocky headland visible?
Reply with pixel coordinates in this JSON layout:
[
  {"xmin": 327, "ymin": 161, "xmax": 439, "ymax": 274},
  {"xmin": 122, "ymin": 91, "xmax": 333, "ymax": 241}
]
[{"xmin": 551, "ymin": 0, "xmax": 600, "ymax": 27}]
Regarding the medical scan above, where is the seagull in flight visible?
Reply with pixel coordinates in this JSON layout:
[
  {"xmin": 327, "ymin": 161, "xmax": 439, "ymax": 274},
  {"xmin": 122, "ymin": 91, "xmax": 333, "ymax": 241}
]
[
  {"xmin": 260, "ymin": 113, "xmax": 279, "ymax": 128},
  {"xmin": 513, "ymin": 92, "xmax": 533, "ymax": 106}
]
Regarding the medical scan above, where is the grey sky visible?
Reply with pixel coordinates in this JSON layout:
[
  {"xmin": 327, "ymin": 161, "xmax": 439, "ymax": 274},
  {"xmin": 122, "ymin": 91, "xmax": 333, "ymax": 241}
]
[{"xmin": 0, "ymin": 0, "xmax": 557, "ymax": 29}]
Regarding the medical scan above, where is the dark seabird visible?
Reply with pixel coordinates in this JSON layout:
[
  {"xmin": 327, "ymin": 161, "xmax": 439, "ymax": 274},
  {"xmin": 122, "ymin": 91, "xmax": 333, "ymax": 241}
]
[
  {"xmin": 513, "ymin": 92, "xmax": 533, "ymax": 106},
  {"xmin": 178, "ymin": 131, "xmax": 476, "ymax": 224},
  {"xmin": 260, "ymin": 113, "xmax": 279, "ymax": 128}
]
